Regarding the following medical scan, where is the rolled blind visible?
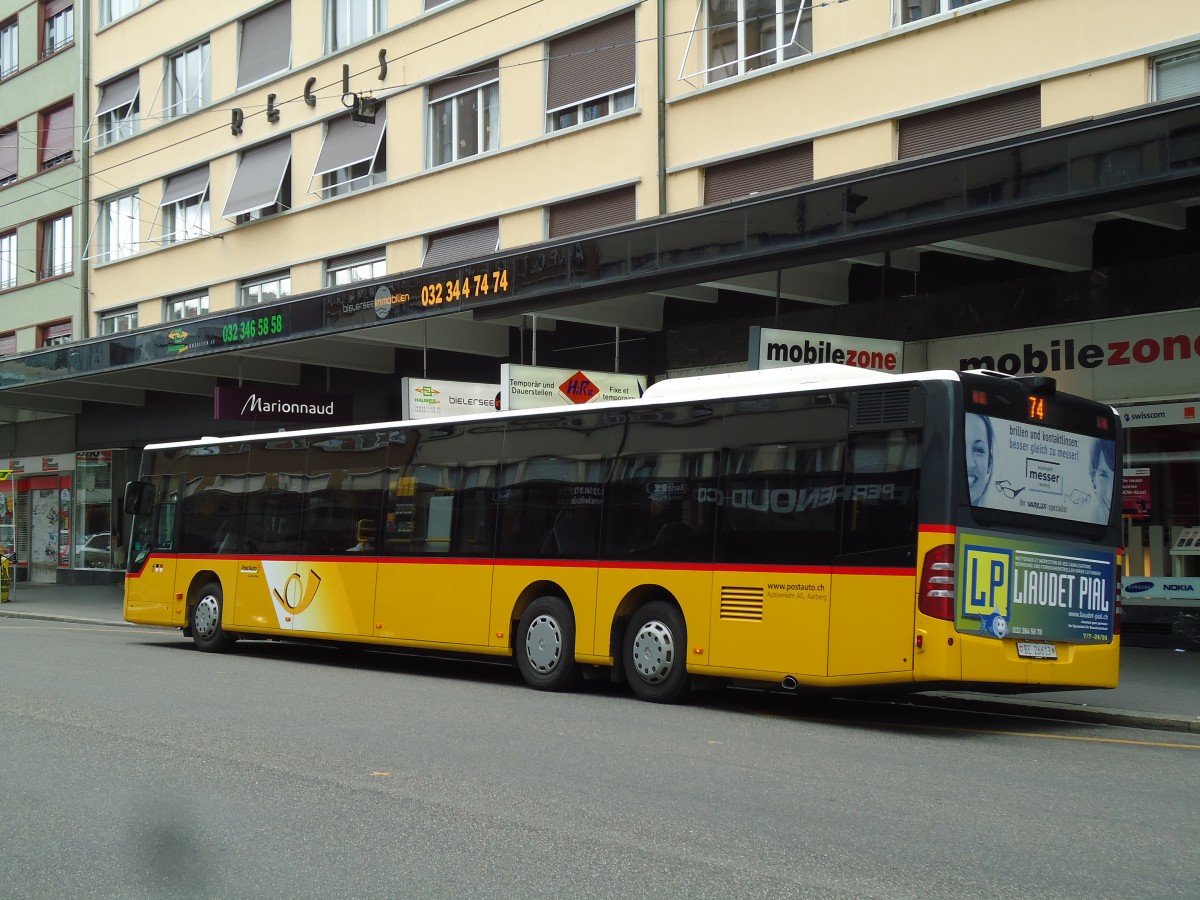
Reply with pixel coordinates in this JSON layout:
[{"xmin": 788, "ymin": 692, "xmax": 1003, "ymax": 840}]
[
  {"xmin": 546, "ymin": 13, "xmax": 636, "ymax": 112},
  {"xmin": 704, "ymin": 143, "xmax": 813, "ymax": 204},
  {"xmin": 222, "ymin": 139, "xmax": 291, "ymax": 218},
  {"xmin": 40, "ymin": 101, "xmax": 74, "ymax": 164},
  {"xmin": 0, "ymin": 127, "xmax": 16, "ymax": 181},
  {"xmin": 898, "ymin": 87, "xmax": 1041, "ymax": 160},
  {"xmin": 312, "ymin": 107, "xmax": 387, "ymax": 176},
  {"xmin": 548, "ymin": 186, "xmax": 636, "ymax": 238},
  {"xmin": 428, "ymin": 63, "xmax": 499, "ymax": 103},
  {"xmin": 160, "ymin": 165, "xmax": 210, "ymax": 206},
  {"xmin": 96, "ymin": 72, "xmax": 140, "ymax": 117},
  {"xmin": 237, "ymin": 1, "xmax": 291, "ymax": 88},
  {"xmin": 424, "ymin": 221, "xmax": 499, "ymax": 267},
  {"xmin": 1156, "ymin": 49, "xmax": 1200, "ymax": 101}
]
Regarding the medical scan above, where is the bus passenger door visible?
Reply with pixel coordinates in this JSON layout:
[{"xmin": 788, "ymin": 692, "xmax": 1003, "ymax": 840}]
[{"xmin": 827, "ymin": 429, "xmax": 922, "ymax": 677}]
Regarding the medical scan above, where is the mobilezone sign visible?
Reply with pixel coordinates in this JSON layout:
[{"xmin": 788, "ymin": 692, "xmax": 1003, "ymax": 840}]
[{"xmin": 924, "ymin": 308, "xmax": 1200, "ymax": 401}]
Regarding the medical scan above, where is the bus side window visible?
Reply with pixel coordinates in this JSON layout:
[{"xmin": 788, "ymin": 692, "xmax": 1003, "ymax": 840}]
[{"xmin": 841, "ymin": 430, "xmax": 921, "ymax": 557}]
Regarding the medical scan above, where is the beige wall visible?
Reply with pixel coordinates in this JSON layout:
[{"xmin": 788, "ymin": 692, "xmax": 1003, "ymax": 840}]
[{"xmin": 87, "ymin": 0, "xmax": 1196, "ymax": 328}]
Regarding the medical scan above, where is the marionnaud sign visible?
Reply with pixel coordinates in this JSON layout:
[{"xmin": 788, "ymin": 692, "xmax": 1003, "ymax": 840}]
[
  {"xmin": 925, "ymin": 308, "xmax": 1200, "ymax": 402},
  {"xmin": 213, "ymin": 387, "xmax": 353, "ymax": 425},
  {"xmin": 501, "ymin": 364, "xmax": 645, "ymax": 411},
  {"xmin": 750, "ymin": 327, "xmax": 903, "ymax": 372},
  {"xmin": 401, "ymin": 378, "xmax": 500, "ymax": 420}
]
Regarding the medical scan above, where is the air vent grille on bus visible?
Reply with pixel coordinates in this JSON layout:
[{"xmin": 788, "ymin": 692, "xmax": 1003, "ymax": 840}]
[
  {"xmin": 853, "ymin": 389, "xmax": 913, "ymax": 427},
  {"xmin": 720, "ymin": 586, "xmax": 765, "ymax": 621}
]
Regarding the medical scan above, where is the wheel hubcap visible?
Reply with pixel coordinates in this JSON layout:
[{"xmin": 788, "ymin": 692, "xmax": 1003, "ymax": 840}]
[
  {"xmin": 193, "ymin": 594, "xmax": 219, "ymax": 640},
  {"xmin": 631, "ymin": 620, "xmax": 675, "ymax": 684},
  {"xmin": 525, "ymin": 614, "xmax": 563, "ymax": 673}
]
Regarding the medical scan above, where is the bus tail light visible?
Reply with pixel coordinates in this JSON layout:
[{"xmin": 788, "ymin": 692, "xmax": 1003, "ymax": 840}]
[
  {"xmin": 918, "ymin": 544, "xmax": 956, "ymax": 622},
  {"xmin": 1113, "ymin": 549, "xmax": 1123, "ymax": 636}
]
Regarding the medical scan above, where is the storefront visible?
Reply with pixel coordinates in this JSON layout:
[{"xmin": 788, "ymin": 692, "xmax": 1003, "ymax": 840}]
[{"xmin": 0, "ymin": 449, "xmax": 135, "ymax": 584}]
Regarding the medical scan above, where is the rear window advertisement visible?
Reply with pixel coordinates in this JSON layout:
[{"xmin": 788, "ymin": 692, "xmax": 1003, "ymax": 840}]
[{"xmin": 965, "ymin": 413, "xmax": 1115, "ymax": 525}]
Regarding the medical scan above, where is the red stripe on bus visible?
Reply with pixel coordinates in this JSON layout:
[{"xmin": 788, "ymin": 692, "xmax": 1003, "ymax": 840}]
[{"xmin": 920, "ymin": 524, "xmax": 957, "ymax": 534}]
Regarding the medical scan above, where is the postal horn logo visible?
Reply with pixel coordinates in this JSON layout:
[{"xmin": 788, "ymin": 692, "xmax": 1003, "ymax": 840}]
[{"xmin": 167, "ymin": 329, "xmax": 189, "ymax": 354}]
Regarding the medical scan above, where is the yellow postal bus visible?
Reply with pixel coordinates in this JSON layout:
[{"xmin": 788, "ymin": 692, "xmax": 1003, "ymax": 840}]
[{"xmin": 123, "ymin": 365, "xmax": 1121, "ymax": 702}]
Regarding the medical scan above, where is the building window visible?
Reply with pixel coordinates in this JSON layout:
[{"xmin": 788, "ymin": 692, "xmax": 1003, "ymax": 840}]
[
  {"xmin": 223, "ymin": 139, "xmax": 292, "ymax": 222},
  {"xmin": 899, "ymin": 0, "xmax": 980, "ymax": 25},
  {"xmin": 165, "ymin": 292, "xmax": 208, "ymax": 321},
  {"xmin": 40, "ymin": 101, "xmax": 74, "ymax": 169},
  {"xmin": 1154, "ymin": 47, "xmax": 1200, "ymax": 101},
  {"xmin": 101, "ymin": 0, "xmax": 139, "ymax": 26},
  {"xmin": 429, "ymin": 64, "xmax": 499, "ymax": 167},
  {"xmin": 0, "ymin": 19, "xmax": 17, "ymax": 80},
  {"xmin": 326, "ymin": 248, "xmax": 384, "ymax": 287},
  {"xmin": 39, "ymin": 320, "xmax": 72, "ymax": 347},
  {"xmin": 241, "ymin": 270, "xmax": 291, "ymax": 306},
  {"xmin": 0, "ymin": 231, "xmax": 16, "ymax": 290},
  {"xmin": 96, "ymin": 72, "xmax": 139, "ymax": 147},
  {"xmin": 325, "ymin": 0, "xmax": 385, "ymax": 52},
  {"xmin": 0, "ymin": 124, "xmax": 16, "ymax": 187},
  {"xmin": 0, "ymin": 332, "xmax": 15, "ymax": 355},
  {"xmin": 98, "ymin": 192, "xmax": 138, "ymax": 262},
  {"xmin": 165, "ymin": 41, "xmax": 211, "ymax": 119},
  {"xmin": 424, "ymin": 0, "xmax": 454, "ymax": 9},
  {"xmin": 706, "ymin": 0, "xmax": 811, "ymax": 83},
  {"xmin": 40, "ymin": 212, "xmax": 72, "ymax": 279},
  {"xmin": 238, "ymin": 2, "xmax": 291, "ymax": 88},
  {"xmin": 160, "ymin": 167, "xmax": 210, "ymax": 244},
  {"xmin": 99, "ymin": 306, "xmax": 137, "ymax": 334},
  {"xmin": 547, "ymin": 187, "xmax": 636, "ymax": 239},
  {"xmin": 312, "ymin": 110, "xmax": 386, "ymax": 199},
  {"xmin": 547, "ymin": 14, "xmax": 636, "ymax": 132},
  {"xmin": 423, "ymin": 221, "xmax": 499, "ymax": 267},
  {"xmin": 42, "ymin": 1, "xmax": 73, "ymax": 57}
]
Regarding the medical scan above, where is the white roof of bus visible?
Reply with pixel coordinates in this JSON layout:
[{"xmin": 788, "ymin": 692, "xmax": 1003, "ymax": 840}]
[{"xmin": 143, "ymin": 364, "xmax": 963, "ymax": 451}]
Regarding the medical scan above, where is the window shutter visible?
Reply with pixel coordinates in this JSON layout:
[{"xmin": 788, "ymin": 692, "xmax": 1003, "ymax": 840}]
[
  {"xmin": 0, "ymin": 126, "xmax": 16, "ymax": 181},
  {"xmin": 43, "ymin": 0, "xmax": 72, "ymax": 18},
  {"xmin": 898, "ymin": 87, "xmax": 1041, "ymax": 160},
  {"xmin": 1156, "ymin": 49, "xmax": 1200, "ymax": 101},
  {"xmin": 40, "ymin": 101, "xmax": 73, "ymax": 165},
  {"xmin": 548, "ymin": 186, "xmax": 636, "ymax": 238},
  {"xmin": 0, "ymin": 333, "xmax": 16, "ymax": 355},
  {"xmin": 237, "ymin": 1, "xmax": 291, "ymax": 88},
  {"xmin": 424, "ymin": 221, "xmax": 499, "ymax": 267},
  {"xmin": 328, "ymin": 247, "xmax": 385, "ymax": 271},
  {"xmin": 222, "ymin": 139, "xmax": 291, "ymax": 218},
  {"xmin": 428, "ymin": 63, "xmax": 499, "ymax": 102},
  {"xmin": 546, "ymin": 13, "xmax": 636, "ymax": 112},
  {"xmin": 96, "ymin": 71, "xmax": 139, "ymax": 116},
  {"xmin": 312, "ymin": 107, "xmax": 387, "ymax": 176},
  {"xmin": 160, "ymin": 165, "xmax": 210, "ymax": 206},
  {"xmin": 704, "ymin": 143, "xmax": 814, "ymax": 204}
]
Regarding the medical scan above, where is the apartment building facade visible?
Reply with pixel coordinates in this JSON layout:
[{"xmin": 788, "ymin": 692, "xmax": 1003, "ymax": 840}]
[
  {"xmin": 0, "ymin": 0, "xmax": 94, "ymax": 581},
  {"xmin": 0, "ymin": 0, "xmax": 1199, "ymax": 611}
]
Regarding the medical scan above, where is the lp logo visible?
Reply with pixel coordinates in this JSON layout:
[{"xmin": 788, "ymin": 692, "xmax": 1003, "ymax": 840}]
[{"xmin": 961, "ymin": 548, "xmax": 1011, "ymax": 618}]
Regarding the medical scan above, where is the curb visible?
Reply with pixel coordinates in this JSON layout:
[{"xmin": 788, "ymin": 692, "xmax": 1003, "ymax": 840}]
[
  {"xmin": 919, "ymin": 691, "xmax": 1200, "ymax": 735},
  {"xmin": 5, "ymin": 606, "xmax": 1198, "ymax": 735}
]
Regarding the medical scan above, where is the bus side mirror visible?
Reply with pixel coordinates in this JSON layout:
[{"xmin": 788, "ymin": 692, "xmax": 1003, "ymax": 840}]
[{"xmin": 123, "ymin": 481, "xmax": 154, "ymax": 517}]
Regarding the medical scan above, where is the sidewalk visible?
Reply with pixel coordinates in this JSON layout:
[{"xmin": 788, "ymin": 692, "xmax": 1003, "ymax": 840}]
[{"xmin": 2, "ymin": 582, "xmax": 1197, "ymax": 733}]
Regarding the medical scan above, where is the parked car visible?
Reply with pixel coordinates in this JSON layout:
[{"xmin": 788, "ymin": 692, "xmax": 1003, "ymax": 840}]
[{"xmin": 78, "ymin": 532, "xmax": 114, "ymax": 568}]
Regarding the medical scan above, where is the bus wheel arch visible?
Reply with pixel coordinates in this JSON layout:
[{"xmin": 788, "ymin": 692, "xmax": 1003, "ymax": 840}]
[
  {"xmin": 616, "ymin": 589, "xmax": 689, "ymax": 703},
  {"xmin": 187, "ymin": 573, "xmax": 236, "ymax": 653},
  {"xmin": 513, "ymin": 587, "xmax": 581, "ymax": 692}
]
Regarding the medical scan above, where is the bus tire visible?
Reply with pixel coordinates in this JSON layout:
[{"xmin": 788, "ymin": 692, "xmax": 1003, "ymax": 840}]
[
  {"xmin": 623, "ymin": 600, "xmax": 688, "ymax": 703},
  {"xmin": 191, "ymin": 581, "xmax": 236, "ymax": 653},
  {"xmin": 516, "ymin": 596, "xmax": 580, "ymax": 691}
]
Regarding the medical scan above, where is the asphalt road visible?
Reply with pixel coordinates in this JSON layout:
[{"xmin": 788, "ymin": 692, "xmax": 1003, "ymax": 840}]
[{"xmin": 2, "ymin": 619, "xmax": 1198, "ymax": 900}]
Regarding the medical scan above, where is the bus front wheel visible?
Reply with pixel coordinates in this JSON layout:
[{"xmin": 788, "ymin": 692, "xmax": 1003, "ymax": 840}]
[
  {"xmin": 623, "ymin": 601, "xmax": 689, "ymax": 703},
  {"xmin": 516, "ymin": 596, "xmax": 581, "ymax": 691},
  {"xmin": 191, "ymin": 581, "xmax": 236, "ymax": 653}
]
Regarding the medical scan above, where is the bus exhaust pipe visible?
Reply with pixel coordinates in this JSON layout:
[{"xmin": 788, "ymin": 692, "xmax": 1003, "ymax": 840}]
[{"xmin": 781, "ymin": 676, "xmax": 798, "ymax": 691}]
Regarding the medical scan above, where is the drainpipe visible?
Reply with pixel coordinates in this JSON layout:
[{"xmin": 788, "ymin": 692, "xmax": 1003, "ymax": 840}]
[
  {"xmin": 79, "ymin": 0, "xmax": 91, "ymax": 339},
  {"xmin": 657, "ymin": 0, "xmax": 667, "ymax": 216}
]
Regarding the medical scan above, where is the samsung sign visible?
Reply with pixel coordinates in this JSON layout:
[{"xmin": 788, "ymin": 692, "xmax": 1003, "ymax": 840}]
[{"xmin": 213, "ymin": 387, "xmax": 353, "ymax": 425}]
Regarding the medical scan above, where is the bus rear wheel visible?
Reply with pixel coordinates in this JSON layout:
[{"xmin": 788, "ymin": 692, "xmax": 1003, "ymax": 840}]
[
  {"xmin": 516, "ymin": 596, "xmax": 580, "ymax": 691},
  {"xmin": 623, "ymin": 601, "xmax": 689, "ymax": 703},
  {"xmin": 191, "ymin": 581, "xmax": 236, "ymax": 653}
]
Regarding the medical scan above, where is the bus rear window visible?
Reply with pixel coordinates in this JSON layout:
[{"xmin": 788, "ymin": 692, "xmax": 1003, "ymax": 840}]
[{"xmin": 965, "ymin": 410, "xmax": 1116, "ymax": 525}]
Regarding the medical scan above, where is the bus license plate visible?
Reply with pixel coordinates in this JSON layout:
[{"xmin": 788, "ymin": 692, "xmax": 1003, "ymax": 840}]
[{"xmin": 1017, "ymin": 641, "xmax": 1057, "ymax": 660}]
